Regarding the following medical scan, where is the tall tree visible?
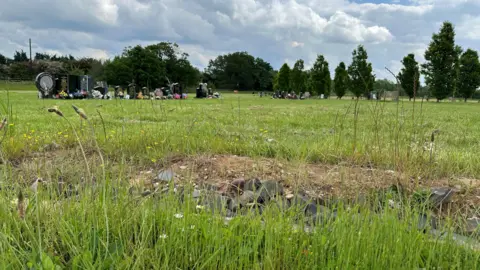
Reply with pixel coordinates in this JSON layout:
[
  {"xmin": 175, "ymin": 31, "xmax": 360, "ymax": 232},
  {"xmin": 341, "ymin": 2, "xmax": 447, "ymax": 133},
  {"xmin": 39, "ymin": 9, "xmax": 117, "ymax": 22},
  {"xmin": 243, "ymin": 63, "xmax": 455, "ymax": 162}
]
[
  {"xmin": 422, "ymin": 21, "xmax": 459, "ymax": 101},
  {"xmin": 205, "ymin": 52, "xmax": 267, "ymax": 90},
  {"xmin": 273, "ymin": 71, "xmax": 279, "ymax": 90},
  {"xmin": 290, "ymin": 59, "xmax": 305, "ymax": 94},
  {"xmin": 34, "ymin": 52, "xmax": 52, "ymax": 61},
  {"xmin": 323, "ymin": 63, "xmax": 332, "ymax": 97},
  {"xmin": 457, "ymin": 49, "xmax": 480, "ymax": 102},
  {"xmin": 398, "ymin": 53, "xmax": 420, "ymax": 100},
  {"xmin": 146, "ymin": 42, "xmax": 198, "ymax": 86},
  {"xmin": 77, "ymin": 58, "xmax": 94, "ymax": 75},
  {"xmin": 174, "ymin": 58, "xmax": 201, "ymax": 87},
  {"xmin": 0, "ymin": 53, "xmax": 9, "ymax": 65},
  {"xmin": 277, "ymin": 63, "xmax": 291, "ymax": 91},
  {"xmin": 348, "ymin": 45, "xmax": 374, "ymax": 98},
  {"xmin": 253, "ymin": 57, "xmax": 274, "ymax": 91},
  {"xmin": 310, "ymin": 55, "xmax": 331, "ymax": 96},
  {"xmin": 374, "ymin": 79, "xmax": 396, "ymax": 93},
  {"xmin": 104, "ymin": 57, "xmax": 133, "ymax": 87},
  {"xmin": 124, "ymin": 45, "xmax": 164, "ymax": 89},
  {"xmin": 453, "ymin": 45, "xmax": 463, "ymax": 98},
  {"xmin": 0, "ymin": 53, "xmax": 8, "ymax": 77},
  {"xmin": 333, "ymin": 62, "xmax": 349, "ymax": 99},
  {"xmin": 88, "ymin": 59, "xmax": 106, "ymax": 80},
  {"xmin": 13, "ymin": 50, "xmax": 29, "ymax": 62}
]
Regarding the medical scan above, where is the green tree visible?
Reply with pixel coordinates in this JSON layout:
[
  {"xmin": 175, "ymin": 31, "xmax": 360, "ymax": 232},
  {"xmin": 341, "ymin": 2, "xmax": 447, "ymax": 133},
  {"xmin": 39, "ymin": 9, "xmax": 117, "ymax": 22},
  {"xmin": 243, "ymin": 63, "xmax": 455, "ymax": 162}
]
[
  {"xmin": 333, "ymin": 62, "xmax": 349, "ymax": 99},
  {"xmin": 34, "ymin": 52, "xmax": 52, "ymax": 61},
  {"xmin": 290, "ymin": 59, "xmax": 305, "ymax": 94},
  {"xmin": 104, "ymin": 56, "xmax": 134, "ymax": 87},
  {"xmin": 34, "ymin": 60, "xmax": 66, "ymax": 75},
  {"xmin": 310, "ymin": 55, "xmax": 331, "ymax": 96},
  {"xmin": 13, "ymin": 50, "xmax": 29, "ymax": 62},
  {"xmin": 348, "ymin": 45, "xmax": 374, "ymax": 98},
  {"xmin": 273, "ymin": 71, "xmax": 279, "ymax": 90},
  {"xmin": 253, "ymin": 58, "xmax": 274, "ymax": 91},
  {"xmin": 374, "ymin": 79, "xmax": 396, "ymax": 93},
  {"xmin": 124, "ymin": 45, "xmax": 164, "ymax": 89},
  {"xmin": 175, "ymin": 58, "xmax": 201, "ymax": 87},
  {"xmin": 104, "ymin": 43, "xmax": 199, "ymax": 90},
  {"xmin": 373, "ymin": 79, "xmax": 396, "ymax": 99},
  {"xmin": 76, "ymin": 58, "xmax": 94, "ymax": 75},
  {"xmin": 0, "ymin": 53, "xmax": 10, "ymax": 65},
  {"xmin": 277, "ymin": 63, "xmax": 291, "ymax": 91},
  {"xmin": 453, "ymin": 45, "xmax": 463, "ymax": 98},
  {"xmin": 422, "ymin": 21, "xmax": 459, "ymax": 101},
  {"xmin": 398, "ymin": 54, "xmax": 420, "ymax": 100},
  {"xmin": 50, "ymin": 54, "xmax": 75, "ymax": 62},
  {"xmin": 146, "ymin": 42, "xmax": 199, "ymax": 87},
  {"xmin": 205, "ymin": 52, "xmax": 269, "ymax": 90},
  {"xmin": 8, "ymin": 62, "xmax": 32, "ymax": 79},
  {"xmin": 88, "ymin": 59, "xmax": 106, "ymax": 80},
  {"xmin": 323, "ymin": 63, "xmax": 332, "ymax": 97},
  {"xmin": 0, "ymin": 53, "xmax": 8, "ymax": 77},
  {"xmin": 457, "ymin": 49, "xmax": 480, "ymax": 102}
]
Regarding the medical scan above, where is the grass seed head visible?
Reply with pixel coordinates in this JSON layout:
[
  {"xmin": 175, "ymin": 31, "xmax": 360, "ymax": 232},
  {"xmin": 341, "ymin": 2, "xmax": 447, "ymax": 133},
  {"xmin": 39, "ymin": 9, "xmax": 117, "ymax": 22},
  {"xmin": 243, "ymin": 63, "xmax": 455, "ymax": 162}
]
[
  {"xmin": 431, "ymin": 129, "xmax": 440, "ymax": 142},
  {"xmin": 17, "ymin": 190, "xmax": 25, "ymax": 219},
  {"xmin": 72, "ymin": 105, "xmax": 88, "ymax": 120},
  {"xmin": 0, "ymin": 118, "xmax": 7, "ymax": 131},
  {"xmin": 47, "ymin": 106, "xmax": 64, "ymax": 117}
]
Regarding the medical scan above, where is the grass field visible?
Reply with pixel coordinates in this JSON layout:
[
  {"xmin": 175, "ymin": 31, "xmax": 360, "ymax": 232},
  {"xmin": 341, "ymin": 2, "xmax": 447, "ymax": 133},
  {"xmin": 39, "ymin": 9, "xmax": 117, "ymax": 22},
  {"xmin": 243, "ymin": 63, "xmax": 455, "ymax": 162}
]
[
  {"xmin": 2, "ymin": 89, "xmax": 480, "ymax": 177},
  {"xmin": 0, "ymin": 88, "xmax": 479, "ymax": 268},
  {"xmin": 0, "ymin": 80, "xmax": 37, "ymax": 91}
]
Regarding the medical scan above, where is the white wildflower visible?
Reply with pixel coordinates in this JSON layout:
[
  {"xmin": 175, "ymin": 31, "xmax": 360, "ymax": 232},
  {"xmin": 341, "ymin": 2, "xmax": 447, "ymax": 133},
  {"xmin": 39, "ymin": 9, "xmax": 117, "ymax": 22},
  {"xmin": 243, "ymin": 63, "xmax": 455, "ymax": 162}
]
[{"xmin": 174, "ymin": 213, "xmax": 184, "ymax": 219}]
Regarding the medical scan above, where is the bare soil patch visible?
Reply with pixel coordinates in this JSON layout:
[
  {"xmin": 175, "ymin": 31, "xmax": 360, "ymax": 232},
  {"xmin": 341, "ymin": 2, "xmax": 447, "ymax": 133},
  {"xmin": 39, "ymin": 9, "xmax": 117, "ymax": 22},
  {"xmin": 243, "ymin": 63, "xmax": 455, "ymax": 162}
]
[
  {"xmin": 133, "ymin": 154, "xmax": 480, "ymax": 212},
  {"xmin": 10, "ymin": 150, "xmax": 480, "ymax": 216}
]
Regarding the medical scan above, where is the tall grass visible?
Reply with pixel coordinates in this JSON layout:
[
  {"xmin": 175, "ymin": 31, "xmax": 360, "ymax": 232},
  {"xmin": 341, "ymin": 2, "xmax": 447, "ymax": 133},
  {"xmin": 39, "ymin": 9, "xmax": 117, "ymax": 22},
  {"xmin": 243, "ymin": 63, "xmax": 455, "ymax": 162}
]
[
  {"xmin": 2, "ymin": 92, "xmax": 480, "ymax": 177},
  {"xmin": 0, "ymin": 187, "xmax": 478, "ymax": 269},
  {"xmin": 0, "ymin": 87, "xmax": 479, "ymax": 268}
]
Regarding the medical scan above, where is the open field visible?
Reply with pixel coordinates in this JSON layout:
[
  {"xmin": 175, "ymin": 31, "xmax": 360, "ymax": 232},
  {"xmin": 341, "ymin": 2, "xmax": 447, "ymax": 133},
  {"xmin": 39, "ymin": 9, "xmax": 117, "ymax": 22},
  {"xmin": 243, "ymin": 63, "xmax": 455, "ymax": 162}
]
[
  {"xmin": 0, "ymin": 89, "xmax": 479, "ymax": 268},
  {"xmin": 2, "ymin": 90, "xmax": 480, "ymax": 177},
  {"xmin": 0, "ymin": 80, "xmax": 37, "ymax": 91}
]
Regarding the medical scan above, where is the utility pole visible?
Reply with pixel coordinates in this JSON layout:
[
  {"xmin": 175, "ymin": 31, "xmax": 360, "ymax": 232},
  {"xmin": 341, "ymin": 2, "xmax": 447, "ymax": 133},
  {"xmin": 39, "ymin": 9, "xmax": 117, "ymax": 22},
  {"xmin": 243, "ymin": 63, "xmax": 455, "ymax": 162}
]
[
  {"xmin": 29, "ymin": 38, "xmax": 32, "ymax": 62},
  {"xmin": 29, "ymin": 38, "xmax": 33, "ymax": 77}
]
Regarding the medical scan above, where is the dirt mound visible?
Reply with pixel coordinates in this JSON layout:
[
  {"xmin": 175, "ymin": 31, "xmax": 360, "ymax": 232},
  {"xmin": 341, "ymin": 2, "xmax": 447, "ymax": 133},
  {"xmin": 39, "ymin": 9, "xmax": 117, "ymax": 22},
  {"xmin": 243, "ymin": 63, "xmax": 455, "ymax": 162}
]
[{"xmin": 135, "ymin": 154, "xmax": 476, "ymax": 201}]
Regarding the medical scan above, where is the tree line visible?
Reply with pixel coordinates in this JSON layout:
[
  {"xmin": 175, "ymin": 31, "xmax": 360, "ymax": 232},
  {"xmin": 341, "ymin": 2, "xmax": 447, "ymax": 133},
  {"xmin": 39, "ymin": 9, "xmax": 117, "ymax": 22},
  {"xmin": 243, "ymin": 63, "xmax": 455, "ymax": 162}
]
[
  {"xmin": 0, "ymin": 42, "xmax": 203, "ymax": 89},
  {"xmin": 273, "ymin": 45, "xmax": 374, "ymax": 99},
  {"xmin": 273, "ymin": 21, "xmax": 480, "ymax": 102},
  {"xmin": 0, "ymin": 21, "xmax": 479, "ymax": 100}
]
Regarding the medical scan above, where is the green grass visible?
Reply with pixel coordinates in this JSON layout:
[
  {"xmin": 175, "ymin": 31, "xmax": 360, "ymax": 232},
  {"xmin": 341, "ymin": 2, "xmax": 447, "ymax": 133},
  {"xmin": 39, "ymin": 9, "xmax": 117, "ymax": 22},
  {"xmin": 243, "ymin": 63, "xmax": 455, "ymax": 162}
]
[
  {"xmin": 0, "ymin": 89, "xmax": 480, "ymax": 268},
  {"xmin": 0, "ymin": 81, "xmax": 37, "ymax": 91},
  {"xmin": 1, "ymin": 90, "xmax": 480, "ymax": 177},
  {"xmin": 0, "ymin": 188, "xmax": 478, "ymax": 269}
]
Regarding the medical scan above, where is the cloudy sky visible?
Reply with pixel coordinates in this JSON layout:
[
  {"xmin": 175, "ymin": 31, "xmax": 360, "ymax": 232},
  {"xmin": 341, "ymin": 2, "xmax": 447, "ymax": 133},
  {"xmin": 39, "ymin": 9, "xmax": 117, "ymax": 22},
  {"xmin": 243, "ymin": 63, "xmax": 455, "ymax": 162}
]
[{"xmin": 0, "ymin": 0, "xmax": 479, "ymax": 79}]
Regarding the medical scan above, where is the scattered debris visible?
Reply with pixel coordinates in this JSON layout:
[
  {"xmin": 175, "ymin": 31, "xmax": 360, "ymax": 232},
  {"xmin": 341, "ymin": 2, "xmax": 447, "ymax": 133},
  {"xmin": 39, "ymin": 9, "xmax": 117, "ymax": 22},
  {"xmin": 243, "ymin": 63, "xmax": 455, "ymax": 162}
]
[
  {"xmin": 156, "ymin": 169, "xmax": 174, "ymax": 182},
  {"xmin": 429, "ymin": 187, "xmax": 454, "ymax": 207}
]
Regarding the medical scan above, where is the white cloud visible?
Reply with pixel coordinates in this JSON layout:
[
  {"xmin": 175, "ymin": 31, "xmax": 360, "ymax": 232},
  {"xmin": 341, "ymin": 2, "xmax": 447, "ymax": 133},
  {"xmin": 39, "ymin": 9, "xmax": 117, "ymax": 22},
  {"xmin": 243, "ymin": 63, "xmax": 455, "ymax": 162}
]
[
  {"xmin": 323, "ymin": 11, "xmax": 394, "ymax": 44},
  {"xmin": 0, "ymin": 0, "xmax": 479, "ymax": 81},
  {"xmin": 93, "ymin": 0, "xmax": 119, "ymax": 25},
  {"xmin": 458, "ymin": 15, "xmax": 480, "ymax": 40},
  {"xmin": 291, "ymin": 41, "xmax": 305, "ymax": 48}
]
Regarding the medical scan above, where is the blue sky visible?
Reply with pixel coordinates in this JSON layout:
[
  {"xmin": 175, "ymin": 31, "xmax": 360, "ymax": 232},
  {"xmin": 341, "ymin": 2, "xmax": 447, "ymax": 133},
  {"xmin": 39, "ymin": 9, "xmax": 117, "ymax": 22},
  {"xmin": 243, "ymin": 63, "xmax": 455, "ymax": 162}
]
[{"xmin": 0, "ymin": 0, "xmax": 479, "ymax": 80}]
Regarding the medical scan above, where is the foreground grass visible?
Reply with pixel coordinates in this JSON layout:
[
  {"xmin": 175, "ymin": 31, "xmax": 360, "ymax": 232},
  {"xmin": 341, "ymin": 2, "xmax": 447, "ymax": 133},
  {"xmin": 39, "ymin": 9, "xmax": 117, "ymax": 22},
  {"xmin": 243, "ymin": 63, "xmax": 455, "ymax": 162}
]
[
  {"xmin": 0, "ymin": 185, "xmax": 478, "ymax": 269},
  {"xmin": 1, "ymin": 90, "xmax": 480, "ymax": 178}
]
